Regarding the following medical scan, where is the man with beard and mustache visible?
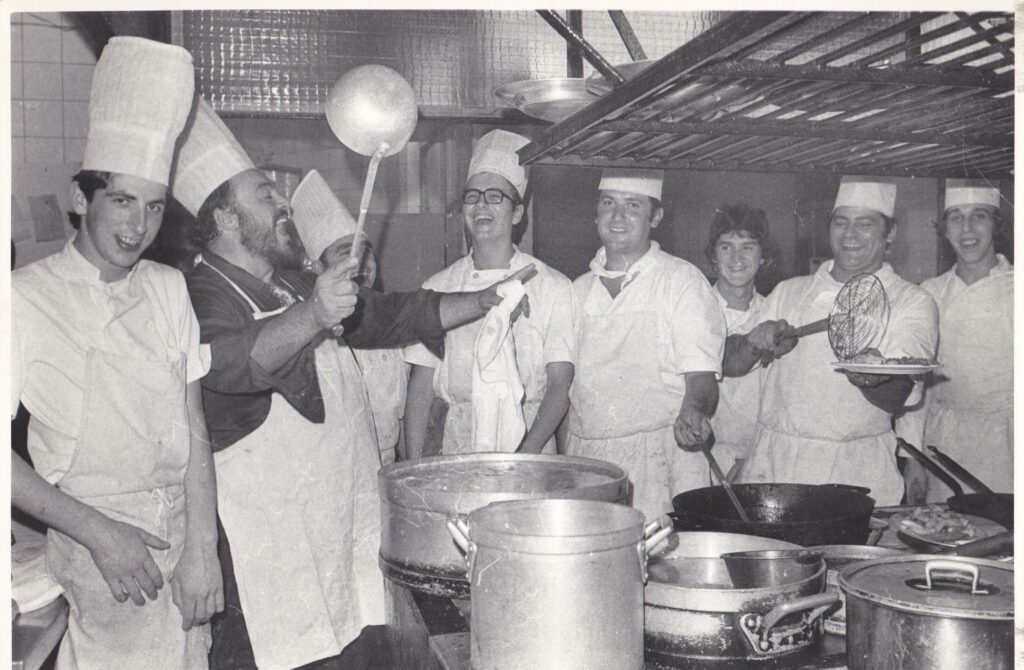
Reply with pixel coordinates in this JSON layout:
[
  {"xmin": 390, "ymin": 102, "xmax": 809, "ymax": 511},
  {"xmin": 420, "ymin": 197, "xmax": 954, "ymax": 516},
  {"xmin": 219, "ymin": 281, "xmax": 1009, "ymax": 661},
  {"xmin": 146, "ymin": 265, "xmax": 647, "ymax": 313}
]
[{"xmin": 173, "ymin": 99, "xmax": 532, "ymax": 670}]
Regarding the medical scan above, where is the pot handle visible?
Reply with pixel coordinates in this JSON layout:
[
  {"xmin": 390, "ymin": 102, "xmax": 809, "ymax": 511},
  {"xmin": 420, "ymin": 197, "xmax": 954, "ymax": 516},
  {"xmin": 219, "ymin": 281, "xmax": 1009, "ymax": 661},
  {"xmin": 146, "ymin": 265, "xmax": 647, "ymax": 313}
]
[
  {"xmin": 925, "ymin": 560, "xmax": 983, "ymax": 594},
  {"xmin": 644, "ymin": 515, "xmax": 674, "ymax": 553},
  {"xmin": 761, "ymin": 591, "xmax": 840, "ymax": 632},
  {"xmin": 637, "ymin": 515, "xmax": 674, "ymax": 584}
]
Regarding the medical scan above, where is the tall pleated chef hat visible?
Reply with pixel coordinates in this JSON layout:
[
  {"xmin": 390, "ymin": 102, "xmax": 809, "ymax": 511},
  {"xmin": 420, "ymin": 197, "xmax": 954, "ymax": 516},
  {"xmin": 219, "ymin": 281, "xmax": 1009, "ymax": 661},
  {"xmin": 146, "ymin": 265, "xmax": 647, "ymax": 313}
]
[
  {"xmin": 467, "ymin": 130, "xmax": 531, "ymax": 198},
  {"xmin": 598, "ymin": 168, "xmax": 664, "ymax": 200},
  {"xmin": 173, "ymin": 96, "xmax": 257, "ymax": 216},
  {"xmin": 290, "ymin": 169, "xmax": 362, "ymax": 261},
  {"xmin": 833, "ymin": 176, "xmax": 897, "ymax": 218},
  {"xmin": 944, "ymin": 179, "xmax": 1001, "ymax": 211},
  {"xmin": 81, "ymin": 37, "xmax": 195, "ymax": 186}
]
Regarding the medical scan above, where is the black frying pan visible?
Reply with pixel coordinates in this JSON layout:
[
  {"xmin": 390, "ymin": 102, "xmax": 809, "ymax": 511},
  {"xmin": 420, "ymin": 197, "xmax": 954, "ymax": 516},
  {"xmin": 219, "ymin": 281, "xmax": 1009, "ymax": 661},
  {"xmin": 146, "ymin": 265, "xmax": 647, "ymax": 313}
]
[{"xmin": 897, "ymin": 439, "xmax": 1013, "ymax": 530}]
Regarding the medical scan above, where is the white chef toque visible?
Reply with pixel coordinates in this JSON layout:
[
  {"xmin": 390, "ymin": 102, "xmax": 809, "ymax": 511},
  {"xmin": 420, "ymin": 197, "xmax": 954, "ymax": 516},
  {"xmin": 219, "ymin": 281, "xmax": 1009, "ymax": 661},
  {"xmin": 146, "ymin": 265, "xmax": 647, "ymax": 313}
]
[
  {"xmin": 290, "ymin": 169, "xmax": 362, "ymax": 261},
  {"xmin": 833, "ymin": 177, "xmax": 897, "ymax": 218},
  {"xmin": 173, "ymin": 96, "xmax": 257, "ymax": 216},
  {"xmin": 467, "ymin": 130, "xmax": 531, "ymax": 198},
  {"xmin": 598, "ymin": 168, "xmax": 664, "ymax": 200},
  {"xmin": 944, "ymin": 179, "xmax": 1001, "ymax": 211},
  {"xmin": 81, "ymin": 37, "xmax": 195, "ymax": 186}
]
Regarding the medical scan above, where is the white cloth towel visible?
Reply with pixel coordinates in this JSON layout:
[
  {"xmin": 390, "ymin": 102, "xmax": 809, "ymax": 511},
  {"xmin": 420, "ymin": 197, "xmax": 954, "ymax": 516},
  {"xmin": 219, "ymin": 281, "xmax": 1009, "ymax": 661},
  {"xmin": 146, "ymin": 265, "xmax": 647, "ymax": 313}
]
[
  {"xmin": 12, "ymin": 536, "xmax": 64, "ymax": 613},
  {"xmin": 471, "ymin": 281, "xmax": 527, "ymax": 452}
]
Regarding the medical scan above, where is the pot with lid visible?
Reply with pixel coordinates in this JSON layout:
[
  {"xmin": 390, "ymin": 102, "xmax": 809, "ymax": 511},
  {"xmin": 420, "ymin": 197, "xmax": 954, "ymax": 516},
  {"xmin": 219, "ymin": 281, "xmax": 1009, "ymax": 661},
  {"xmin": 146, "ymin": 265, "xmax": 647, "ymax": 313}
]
[
  {"xmin": 378, "ymin": 453, "xmax": 627, "ymax": 597},
  {"xmin": 839, "ymin": 555, "xmax": 1014, "ymax": 669}
]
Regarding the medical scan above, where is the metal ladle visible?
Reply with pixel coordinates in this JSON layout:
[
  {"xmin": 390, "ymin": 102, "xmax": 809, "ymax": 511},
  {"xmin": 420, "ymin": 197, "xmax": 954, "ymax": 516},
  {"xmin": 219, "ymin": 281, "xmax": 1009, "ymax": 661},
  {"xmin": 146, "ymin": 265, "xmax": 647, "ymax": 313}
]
[
  {"xmin": 699, "ymin": 434, "xmax": 751, "ymax": 523},
  {"xmin": 325, "ymin": 64, "xmax": 418, "ymax": 260}
]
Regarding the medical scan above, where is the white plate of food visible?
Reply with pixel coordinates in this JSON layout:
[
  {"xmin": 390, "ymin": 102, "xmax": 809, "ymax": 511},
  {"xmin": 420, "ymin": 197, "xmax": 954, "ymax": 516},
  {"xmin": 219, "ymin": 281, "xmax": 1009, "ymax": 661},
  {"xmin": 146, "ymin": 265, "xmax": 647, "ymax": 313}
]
[
  {"xmin": 888, "ymin": 506, "xmax": 1003, "ymax": 548},
  {"xmin": 831, "ymin": 362, "xmax": 941, "ymax": 375}
]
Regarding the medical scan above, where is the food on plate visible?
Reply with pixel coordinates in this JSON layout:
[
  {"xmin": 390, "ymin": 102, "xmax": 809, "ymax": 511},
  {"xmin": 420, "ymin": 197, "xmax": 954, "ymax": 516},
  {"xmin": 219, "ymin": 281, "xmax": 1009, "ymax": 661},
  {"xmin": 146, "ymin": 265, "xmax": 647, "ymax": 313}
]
[
  {"xmin": 847, "ymin": 349, "xmax": 934, "ymax": 366},
  {"xmin": 899, "ymin": 505, "xmax": 977, "ymax": 542}
]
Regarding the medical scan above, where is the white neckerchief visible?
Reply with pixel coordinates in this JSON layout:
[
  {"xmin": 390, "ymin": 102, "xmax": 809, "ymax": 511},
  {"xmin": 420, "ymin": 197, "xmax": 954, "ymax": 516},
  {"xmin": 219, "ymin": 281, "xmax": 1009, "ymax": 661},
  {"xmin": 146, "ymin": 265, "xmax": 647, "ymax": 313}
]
[{"xmin": 588, "ymin": 242, "xmax": 659, "ymax": 285}]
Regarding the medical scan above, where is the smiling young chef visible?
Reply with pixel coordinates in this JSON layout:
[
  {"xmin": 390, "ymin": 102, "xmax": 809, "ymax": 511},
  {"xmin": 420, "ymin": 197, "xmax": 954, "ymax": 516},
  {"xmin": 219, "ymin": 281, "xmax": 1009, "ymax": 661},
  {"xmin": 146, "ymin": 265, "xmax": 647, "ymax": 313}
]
[
  {"xmin": 724, "ymin": 177, "xmax": 938, "ymax": 505},
  {"xmin": 567, "ymin": 169, "xmax": 727, "ymax": 521},
  {"xmin": 174, "ymin": 99, "xmax": 533, "ymax": 669},
  {"xmin": 899, "ymin": 180, "xmax": 1013, "ymax": 502},
  {"xmin": 705, "ymin": 204, "xmax": 775, "ymax": 479},
  {"xmin": 11, "ymin": 38, "xmax": 222, "ymax": 668},
  {"xmin": 403, "ymin": 129, "xmax": 575, "ymax": 458}
]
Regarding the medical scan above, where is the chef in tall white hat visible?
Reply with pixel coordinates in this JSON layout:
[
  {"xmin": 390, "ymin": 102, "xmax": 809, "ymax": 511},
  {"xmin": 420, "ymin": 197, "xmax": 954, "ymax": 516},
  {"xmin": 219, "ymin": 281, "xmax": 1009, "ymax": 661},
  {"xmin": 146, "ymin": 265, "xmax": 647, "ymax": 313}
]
[
  {"xmin": 404, "ymin": 129, "xmax": 575, "ymax": 458},
  {"xmin": 566, "ymin": 168, "xmax": 726, "ymax": 521},
  {"xmin": 291, "ymin": 169, "xmax": 408, "ymax": 466},
  {"xmin": 899, "ymin": 180, "xmax": 1012, "ymax": 501},
  {"xmin": 727, "ymin": 176, "xmax": 938, "ymax": 505},
  {"xmin": 179, "ymin": 113, "xmax": 535, "ymax": 668},
  {"xmin": 11, "ymin": 36, "xmax": 222, "ymax": 669}
]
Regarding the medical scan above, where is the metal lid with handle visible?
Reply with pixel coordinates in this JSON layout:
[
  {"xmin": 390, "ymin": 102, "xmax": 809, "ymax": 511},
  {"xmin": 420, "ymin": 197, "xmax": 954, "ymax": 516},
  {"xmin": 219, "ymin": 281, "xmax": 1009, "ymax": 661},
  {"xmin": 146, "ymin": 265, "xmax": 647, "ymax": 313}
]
[{"xmin": 838, "ymin": 555, "xmax": 1013, "ymax": 620}]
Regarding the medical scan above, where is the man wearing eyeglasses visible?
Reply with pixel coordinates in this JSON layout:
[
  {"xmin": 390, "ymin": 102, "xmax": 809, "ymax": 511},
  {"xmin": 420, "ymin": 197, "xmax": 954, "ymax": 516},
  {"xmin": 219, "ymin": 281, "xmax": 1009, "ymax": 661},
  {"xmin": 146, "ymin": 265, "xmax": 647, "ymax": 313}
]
[{"xmin": 403, "ymin": 130, "xmax": 576, "ymax": 458}]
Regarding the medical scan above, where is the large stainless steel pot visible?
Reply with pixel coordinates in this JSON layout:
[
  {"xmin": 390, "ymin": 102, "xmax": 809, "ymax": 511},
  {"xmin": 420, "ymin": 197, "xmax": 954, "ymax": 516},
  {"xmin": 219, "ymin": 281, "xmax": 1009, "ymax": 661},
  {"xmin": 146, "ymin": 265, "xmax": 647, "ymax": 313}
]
[
  {"xmin": 378, "ymin": 453, "xmax": 627, "ymax": 597},
  {"xmin": 447, "ymin": 499, "xmax": 672, "ymax": 670},
  {"xmin": 840, "ymin": 555, "xmax": 1014, "ymax": 670},
  {"xmin": 645, "ymin": 532, "xmax": 839, "ymax": 668}
]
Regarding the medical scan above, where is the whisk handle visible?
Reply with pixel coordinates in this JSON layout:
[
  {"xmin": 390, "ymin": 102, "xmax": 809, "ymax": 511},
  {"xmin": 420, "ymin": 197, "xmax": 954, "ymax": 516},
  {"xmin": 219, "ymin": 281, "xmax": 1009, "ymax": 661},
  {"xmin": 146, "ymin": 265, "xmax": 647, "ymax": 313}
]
[{"xmin": 789, "ymin": 318, "xmax": 829, "ymax": 339}]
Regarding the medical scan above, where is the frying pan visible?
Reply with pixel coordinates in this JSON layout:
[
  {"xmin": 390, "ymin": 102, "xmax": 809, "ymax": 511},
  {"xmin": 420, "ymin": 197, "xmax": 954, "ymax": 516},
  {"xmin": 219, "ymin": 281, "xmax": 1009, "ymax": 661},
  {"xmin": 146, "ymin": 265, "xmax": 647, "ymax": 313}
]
[
  {"xmin": 672, "ymin": 483, "xmax": 876, "ymax": 546},
  {"xmin": 897, "ymin": 439, "xmax": 1013, "ymax": 530}
]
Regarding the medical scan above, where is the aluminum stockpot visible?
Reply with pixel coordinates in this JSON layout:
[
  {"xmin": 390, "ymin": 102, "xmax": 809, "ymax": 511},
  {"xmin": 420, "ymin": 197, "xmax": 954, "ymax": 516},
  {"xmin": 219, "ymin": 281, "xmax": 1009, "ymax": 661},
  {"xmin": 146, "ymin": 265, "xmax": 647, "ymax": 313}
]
[
  {"xmin": 448, "ymin": 499, "xmax": 673, "ymax": 670},
  {"xmin": 645, "ymin": 532, "xmax": 838, "ymax": 669},
  {"xmin": 378, "ymin": 453, "xmax": 627, "ymax": 597},
  {"xmin": 840, "ymin": 555, "xmax": 1014, "ymax": 670}
]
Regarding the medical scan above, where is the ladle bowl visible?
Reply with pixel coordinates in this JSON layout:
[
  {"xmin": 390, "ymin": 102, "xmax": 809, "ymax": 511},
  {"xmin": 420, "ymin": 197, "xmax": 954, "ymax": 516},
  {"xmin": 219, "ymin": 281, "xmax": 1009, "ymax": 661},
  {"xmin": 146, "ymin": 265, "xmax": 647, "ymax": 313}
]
[{"xmin": 326, "ymin": 64, "xmax": 418, "ymax": 157}]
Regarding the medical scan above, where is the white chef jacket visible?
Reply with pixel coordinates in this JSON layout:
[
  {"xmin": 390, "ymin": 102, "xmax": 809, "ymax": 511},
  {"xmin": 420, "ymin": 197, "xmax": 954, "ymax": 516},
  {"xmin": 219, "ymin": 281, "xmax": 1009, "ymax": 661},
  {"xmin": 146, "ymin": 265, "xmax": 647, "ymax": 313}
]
[
  {"xmin": 743, "ymin": 261, "xmax": 938, "ymax": 505},
  {"xmin": 711, "ymin": 290, "xmax": 766, "ymax": 474},
  {"xmin": 403, "ymin": 248, "xmax": 575, "ymax": 454},
  {"xmin": 898, "ymin": 255, "xmax": 1013, "ymax": 499},
  {"xmin": 12, "ymin": 240, "xmax": 209, "ymax": 481},
  {"xmin": 567, "ymin": 242, "xmax": 727, "ymax": 521}
]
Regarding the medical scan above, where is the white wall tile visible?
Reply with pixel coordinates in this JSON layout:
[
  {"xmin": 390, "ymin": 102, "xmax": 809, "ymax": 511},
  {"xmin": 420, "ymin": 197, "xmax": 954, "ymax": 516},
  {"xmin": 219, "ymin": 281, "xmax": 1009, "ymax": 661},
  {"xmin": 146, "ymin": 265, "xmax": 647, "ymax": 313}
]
[
  {"xmin": 11, "ymin": 137, "xmax": 25, "ymax": 164},
  {"xmin": 11, "ymin": 100, "xmax": 25, "ymax": 137},
  {"xmin": 11, "ymin": 60, "xmax": 24, "ymax": 100},
  {"xmin": 21, "ymin": 18, "xmax": 62, "ymax": 63},
  {"xmin": 22, "ymin": 62, "xmax": 63, "ymax": 100},
  {"xmin": 64, "ymin": 137, "xmax": 87, "ymax": 164},
  {"xmin": 23, "ymin": 100, "xmax": 64, "ymax": 138},
  {"xmin": 10, "ymin": 19, "xmax": 23, "ymax": 61},
  {"xmin": 24, "ymin": 137, "xmax": 64, "ymax": 164},
  {"xmin": 62, "ymin": 63, "xmax": 93, "ymax": 101},
  {"xmin": 62, "ymin": 101, "xmax": 89, "ymax": 138}
]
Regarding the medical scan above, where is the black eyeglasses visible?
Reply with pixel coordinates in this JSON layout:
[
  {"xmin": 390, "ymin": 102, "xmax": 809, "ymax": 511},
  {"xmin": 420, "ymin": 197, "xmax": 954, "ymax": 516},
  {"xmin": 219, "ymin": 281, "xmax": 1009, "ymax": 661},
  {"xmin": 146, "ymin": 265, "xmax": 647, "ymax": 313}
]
[{"xmin": 462, "ymin": 188, "xmax": 516, "ymax": 205}]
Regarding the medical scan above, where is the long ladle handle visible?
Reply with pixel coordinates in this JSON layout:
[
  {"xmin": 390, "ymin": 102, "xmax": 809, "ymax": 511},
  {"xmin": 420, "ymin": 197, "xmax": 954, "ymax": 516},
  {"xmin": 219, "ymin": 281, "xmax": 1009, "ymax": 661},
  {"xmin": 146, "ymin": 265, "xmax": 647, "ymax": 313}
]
[
  {"xmin": 349, "ymin": 142, "xmax": 390, "ymax": 260},
  {"xmin": 701, "ymin": 440, "xmax": 751, "ymax": 523},
  {"xmin": 789, "ymin": 318, "xmax": 828, "ymax": 339}
]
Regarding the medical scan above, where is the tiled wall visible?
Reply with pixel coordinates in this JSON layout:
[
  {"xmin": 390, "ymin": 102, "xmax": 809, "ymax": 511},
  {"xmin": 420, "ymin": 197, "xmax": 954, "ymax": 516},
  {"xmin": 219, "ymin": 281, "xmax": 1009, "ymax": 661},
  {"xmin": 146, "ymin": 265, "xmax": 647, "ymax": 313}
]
[{"xmin": 11, "ymin": 12, "xmax": 97, "ymax": 268}]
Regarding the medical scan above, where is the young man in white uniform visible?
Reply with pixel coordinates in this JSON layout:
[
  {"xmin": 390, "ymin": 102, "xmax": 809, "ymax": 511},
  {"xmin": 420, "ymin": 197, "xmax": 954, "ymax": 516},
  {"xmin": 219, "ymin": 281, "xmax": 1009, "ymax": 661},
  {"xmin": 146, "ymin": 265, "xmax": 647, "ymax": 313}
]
[
  {"xmin": 404, "ymin": 130, "xmax": 576, "ymax": 457},
  {"xmin": 707, "ymin": 204, "xmax": 774, "ymax": 478},
  {"xmin": 568, "ymin": 169, "xmax": 726, "ymax": 521},
  {"xmin": 11, "ymin": 38, "xmax": 222, "ymax": 669},
  {"xmin": 900, "ymin": 181, "xmax": 1013, "ymax": 501},
  {"xmin": 726, "ymin": 178, "xmax": 938, "ymax": 505}
]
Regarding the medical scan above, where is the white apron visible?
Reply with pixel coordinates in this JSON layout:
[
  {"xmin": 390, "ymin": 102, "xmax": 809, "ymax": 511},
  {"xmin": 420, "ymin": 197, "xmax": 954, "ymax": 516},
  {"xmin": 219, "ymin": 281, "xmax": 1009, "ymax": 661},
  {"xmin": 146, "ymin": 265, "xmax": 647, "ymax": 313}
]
[
  {"xmin": 743, "ymin": 280, "xmax": 903, "ymax": 505},
  {"xmin": 435, "ymin": 267, "xmax": 554, "ymax": 455},
  {"xmin": 47, "ymin": 347, "xmax": 210, "ymax": 670},
  {"xmin": 922, "ymin": 270, "xmax": 1013, "ymax": 499},
  {"xmin": 568, "ymin": 308, "xmax": 707, "ymax": 521},
  {"xmin": 205, "ymin": 263, "xmax": 384, "ymax": 670}
]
